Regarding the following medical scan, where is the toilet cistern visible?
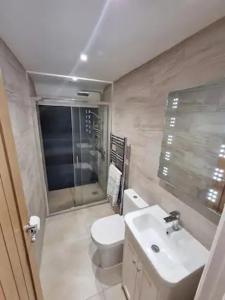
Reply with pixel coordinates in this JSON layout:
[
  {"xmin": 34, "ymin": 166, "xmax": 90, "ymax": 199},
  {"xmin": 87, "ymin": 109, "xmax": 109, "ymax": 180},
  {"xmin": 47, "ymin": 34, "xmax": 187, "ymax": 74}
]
[{"xmin": 164, "ymin": 210, "xmax": 181, "ymax": 234}]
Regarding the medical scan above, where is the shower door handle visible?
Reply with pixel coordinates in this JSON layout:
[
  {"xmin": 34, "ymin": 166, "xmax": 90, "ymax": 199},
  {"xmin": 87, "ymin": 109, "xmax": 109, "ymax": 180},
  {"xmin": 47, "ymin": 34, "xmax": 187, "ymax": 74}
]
[{"xmin": 76, "ymin": 155, "xmax": 79, "ymax": 166}]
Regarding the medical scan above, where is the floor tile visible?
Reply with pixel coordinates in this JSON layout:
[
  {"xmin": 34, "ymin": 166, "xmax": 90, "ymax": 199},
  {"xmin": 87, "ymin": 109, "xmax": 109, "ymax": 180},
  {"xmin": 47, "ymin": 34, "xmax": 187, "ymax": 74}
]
[
  {"xmin": 86, "ymin": 291, "xmax": 105, "ymax": 300},
  {"xmin": 86, "ymin": 284, "xmax": 126, "ymax": 300},
  {"xmin": 104, "ymin": 284, "xmax": 126, "ymax": 300},
  {"xmin": 95, "ymin": 264, "xmax": 123, "ymax": 289},
  {"xmin": 40, "ymin": 203, "xmax": 120, "ymax": 300}
]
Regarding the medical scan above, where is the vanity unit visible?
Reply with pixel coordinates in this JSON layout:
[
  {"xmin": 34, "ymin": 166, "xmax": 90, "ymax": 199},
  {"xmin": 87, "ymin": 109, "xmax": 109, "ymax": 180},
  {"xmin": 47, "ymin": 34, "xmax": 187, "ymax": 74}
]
[
  {"xmin": 122, "ymin": 205, "xmax": 208, "ymax": 300},
  {"xmin": 123, "ymin": 237, "xmax": 157, "ymax": 300}
]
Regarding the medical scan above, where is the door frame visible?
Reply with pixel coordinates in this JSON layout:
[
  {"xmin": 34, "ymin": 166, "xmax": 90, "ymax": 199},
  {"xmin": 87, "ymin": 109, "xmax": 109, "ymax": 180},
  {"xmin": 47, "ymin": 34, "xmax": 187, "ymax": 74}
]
[
  {"xmin": 194, "ymin": 205, "xmax": 225, "ymax": 300},
  {"xmin": 0, "ymin": 70, "xmax": 43, "ymax": 299}
]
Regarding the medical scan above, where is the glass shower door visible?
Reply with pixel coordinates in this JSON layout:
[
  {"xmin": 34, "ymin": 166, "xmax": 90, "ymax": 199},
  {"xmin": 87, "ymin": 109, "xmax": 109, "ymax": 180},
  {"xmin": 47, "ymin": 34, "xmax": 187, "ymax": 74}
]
[
  {"xmin": 72, "ymin": 106, "xmax": 108, "ymax": 206},
  {"xmin": 39, "ymin": 103, "xmax": 109, "ymax": 213}
]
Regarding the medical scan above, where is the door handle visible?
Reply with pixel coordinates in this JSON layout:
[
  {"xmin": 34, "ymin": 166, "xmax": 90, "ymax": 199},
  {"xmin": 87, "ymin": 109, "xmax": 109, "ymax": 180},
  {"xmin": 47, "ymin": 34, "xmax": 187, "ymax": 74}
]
[
  {"xmin": 25, "ymin": 224, "xmax": 37, "ymax": 242},
  {"xmin": 24, "ymin": 216, "xmax": 40, "ymax": 243}
]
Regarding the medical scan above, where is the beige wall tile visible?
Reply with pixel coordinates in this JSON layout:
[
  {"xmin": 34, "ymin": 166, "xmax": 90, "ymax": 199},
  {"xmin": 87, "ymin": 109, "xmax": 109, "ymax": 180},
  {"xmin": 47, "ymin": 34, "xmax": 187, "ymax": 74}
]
[
  {"xmin": 108, "ymin": 18, "xmax": 225, "ymax": 248},
  {"xmin": 0, "ymin": 39, "xmax": 47, "ymax": 266}
]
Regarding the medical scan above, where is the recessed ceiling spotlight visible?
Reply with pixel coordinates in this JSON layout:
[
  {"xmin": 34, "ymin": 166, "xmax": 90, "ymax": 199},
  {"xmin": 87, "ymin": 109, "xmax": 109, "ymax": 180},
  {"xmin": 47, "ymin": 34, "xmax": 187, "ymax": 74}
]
[
  {"xmin": 72, "ymin": 76, "xmax": 78, "ymax": 82},
  {"xmin": 80, "ymin": 53, "xmax": 88, "ymax": 62}
]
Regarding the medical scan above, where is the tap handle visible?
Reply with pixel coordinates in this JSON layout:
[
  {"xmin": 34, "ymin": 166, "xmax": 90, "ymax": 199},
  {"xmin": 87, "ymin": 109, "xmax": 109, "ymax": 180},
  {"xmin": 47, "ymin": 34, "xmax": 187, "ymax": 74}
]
[
  {"xmin": 164, "ymin": 215, "xmax": 175, "ymax": 223},
  {"xmin": 169, "ymin": 210, "xmax": 180, "ymax": 219}
]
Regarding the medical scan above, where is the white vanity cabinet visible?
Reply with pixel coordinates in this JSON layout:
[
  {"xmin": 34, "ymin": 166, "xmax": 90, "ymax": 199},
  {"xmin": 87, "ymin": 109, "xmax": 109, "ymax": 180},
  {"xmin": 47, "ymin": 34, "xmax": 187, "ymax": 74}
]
[
  {"xmin": 136, "ymin": 267, "xmax": 157, "ymax": 300},
  {"xmin": 123, "ymin": 206, "xmax": 208, "ymax": 300},
  {"xmin": 122, "ymin": 239, "xmax": 157, "ymax": 300}
]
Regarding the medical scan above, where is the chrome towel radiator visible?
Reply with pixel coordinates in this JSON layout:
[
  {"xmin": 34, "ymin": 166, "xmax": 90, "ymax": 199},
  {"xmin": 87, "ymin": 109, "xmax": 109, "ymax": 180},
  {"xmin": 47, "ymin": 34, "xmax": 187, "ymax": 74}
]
[{"xmin": 110, "ymin": 133, "xmax": 128, "ymax": 214}]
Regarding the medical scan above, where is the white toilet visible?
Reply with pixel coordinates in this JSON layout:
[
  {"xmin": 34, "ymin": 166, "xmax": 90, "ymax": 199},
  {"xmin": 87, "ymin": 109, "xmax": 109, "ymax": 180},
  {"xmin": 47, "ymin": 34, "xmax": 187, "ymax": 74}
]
[{"xmin": 91, "ymin": 189, "xmax": 148, "ymax": 268}]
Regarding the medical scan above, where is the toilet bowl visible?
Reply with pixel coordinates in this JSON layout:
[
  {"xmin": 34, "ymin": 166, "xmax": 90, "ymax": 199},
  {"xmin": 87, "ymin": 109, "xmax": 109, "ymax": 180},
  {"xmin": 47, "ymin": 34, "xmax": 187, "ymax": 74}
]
[
  {"xmin": 91, "ymin": 189, "xmax": 148, "ymax": 268},
  {"xmin": 91, "ymin": 214, "xmax": 125, "ymax": 268}
]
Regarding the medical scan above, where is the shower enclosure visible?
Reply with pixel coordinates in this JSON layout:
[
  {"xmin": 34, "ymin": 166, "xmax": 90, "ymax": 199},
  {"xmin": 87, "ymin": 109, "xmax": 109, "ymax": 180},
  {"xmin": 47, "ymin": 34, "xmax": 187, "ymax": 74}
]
[
  {"xmin": 28, "ymin": 71, "xmax": 112, "ymax": 215},
  {"xmin": 38, "ymin": 102, "xmax": 110, "ymax": 214}
]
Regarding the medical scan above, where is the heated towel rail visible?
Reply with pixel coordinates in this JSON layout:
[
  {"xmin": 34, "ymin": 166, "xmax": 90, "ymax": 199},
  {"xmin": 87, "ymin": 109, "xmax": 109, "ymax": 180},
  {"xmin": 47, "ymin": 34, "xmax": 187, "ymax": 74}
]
[{"xmin": 110, "ymin": 133, "xmax": 128, "ymax": 214}]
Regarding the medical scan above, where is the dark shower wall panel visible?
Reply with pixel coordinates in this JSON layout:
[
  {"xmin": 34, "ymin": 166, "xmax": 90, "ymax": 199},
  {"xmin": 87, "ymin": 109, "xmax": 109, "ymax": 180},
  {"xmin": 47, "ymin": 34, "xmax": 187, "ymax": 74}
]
[{"xmin": 39, "ymin": 106, "xmax": 74, "ymax": 190}]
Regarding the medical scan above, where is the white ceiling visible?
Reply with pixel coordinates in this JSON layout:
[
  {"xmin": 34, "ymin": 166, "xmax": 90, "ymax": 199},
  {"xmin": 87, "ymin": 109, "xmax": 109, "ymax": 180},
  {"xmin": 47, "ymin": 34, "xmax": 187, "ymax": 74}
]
[{"xmin": 0, "ymin": 0, "xmax": 225, "ymax": 81}]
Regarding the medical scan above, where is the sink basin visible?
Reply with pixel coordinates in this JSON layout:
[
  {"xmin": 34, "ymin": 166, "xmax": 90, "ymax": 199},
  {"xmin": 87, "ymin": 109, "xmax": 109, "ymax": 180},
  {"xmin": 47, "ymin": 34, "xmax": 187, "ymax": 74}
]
[{"xmin": 124, "ymin": 205, "xmax": 209, "ymax": 285}]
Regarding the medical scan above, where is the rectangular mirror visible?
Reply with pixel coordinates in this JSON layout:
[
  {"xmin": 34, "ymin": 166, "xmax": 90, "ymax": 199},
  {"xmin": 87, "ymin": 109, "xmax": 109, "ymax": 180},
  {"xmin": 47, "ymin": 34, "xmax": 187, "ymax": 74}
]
[{"xmin": 158, "ymin": 78, "xmax": 225, "ymax": 224}]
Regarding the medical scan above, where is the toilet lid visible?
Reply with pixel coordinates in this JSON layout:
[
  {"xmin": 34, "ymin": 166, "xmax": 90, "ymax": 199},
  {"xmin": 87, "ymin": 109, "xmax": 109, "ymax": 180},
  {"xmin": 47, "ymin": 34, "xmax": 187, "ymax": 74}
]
[{"xmin": 91, "ymin": 214, "xmax": 125, "ymax": 247}]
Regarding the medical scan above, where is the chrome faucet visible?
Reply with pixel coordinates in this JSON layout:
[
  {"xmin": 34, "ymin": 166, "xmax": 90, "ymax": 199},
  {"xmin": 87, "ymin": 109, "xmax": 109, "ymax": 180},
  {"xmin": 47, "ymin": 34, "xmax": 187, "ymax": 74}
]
[{"xmin": 164, "ymin": 211, "xmax": 181, "ymax": 234}]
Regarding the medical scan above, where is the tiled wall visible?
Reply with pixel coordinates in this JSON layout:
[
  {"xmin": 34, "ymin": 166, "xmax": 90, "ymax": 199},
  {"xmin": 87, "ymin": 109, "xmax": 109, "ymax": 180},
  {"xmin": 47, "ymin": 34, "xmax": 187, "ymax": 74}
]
[
  {"xmin": 0, "ymin": 39, "xmax": 47, "ymax": 266},
  {"xmin": 109, "ymin": 18, "xmax": 225, "ymax": 249}
]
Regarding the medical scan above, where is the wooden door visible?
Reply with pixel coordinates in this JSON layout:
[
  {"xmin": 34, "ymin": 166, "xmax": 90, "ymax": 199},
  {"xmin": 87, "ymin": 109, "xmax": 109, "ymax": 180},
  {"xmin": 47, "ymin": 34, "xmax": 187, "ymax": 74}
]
[
  {"xmin": 0, "ymin": 71, "xmax": 43, "ymax": 299},
  {"xmin": 122, "ymin": 240, "xmax": 138, "ymax": 300}
]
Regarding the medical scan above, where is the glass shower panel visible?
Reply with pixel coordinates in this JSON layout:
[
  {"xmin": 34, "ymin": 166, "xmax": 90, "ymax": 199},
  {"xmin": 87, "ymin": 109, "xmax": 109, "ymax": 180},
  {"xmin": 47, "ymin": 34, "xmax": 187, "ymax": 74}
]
[
  {"xmin": 97, "ymin": 105, "xmax": 109, "ymax": 195},
  {"xmin": 72, "ymin": 106, "xmax": 108, "ymax": 206},
  {"xmin": 71, "ymin": 107, "xmax": 82, "ymax": 187},
  {"xmin": 39, "ymin": 106, "xmax": 74, "ymax": 213},
  {"xmin": 39, "ymin": 103, "xmax": 109, "ymax": 214},
  {"xmin": 80, "ymin": 107, "xmax": 99, "ymax": 185},
  {"xmin": 39, "ymin": 106, "xmax": 74, "ymax": 190}
]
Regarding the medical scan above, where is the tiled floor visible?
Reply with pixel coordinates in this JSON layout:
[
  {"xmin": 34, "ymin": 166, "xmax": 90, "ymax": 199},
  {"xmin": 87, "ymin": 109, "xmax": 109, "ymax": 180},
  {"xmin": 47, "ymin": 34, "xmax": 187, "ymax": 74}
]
[
  {"xmin": 40, "ymin": 203, "xmax": 126, "ymax": 300},
  {"xmin": 87, "ymin": 284, "xmax": 126, "ymax": 300},
  {"xmin": 48, "ymin": 183, "xmax": 106, "ymax": 213}
]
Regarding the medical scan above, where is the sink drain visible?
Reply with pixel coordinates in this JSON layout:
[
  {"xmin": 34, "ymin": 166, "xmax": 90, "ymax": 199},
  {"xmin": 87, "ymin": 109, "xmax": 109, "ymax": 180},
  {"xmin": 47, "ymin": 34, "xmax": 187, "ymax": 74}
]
[{"xmin": 151, "ymin": 244, "xmax": 160, "ymax": 253}]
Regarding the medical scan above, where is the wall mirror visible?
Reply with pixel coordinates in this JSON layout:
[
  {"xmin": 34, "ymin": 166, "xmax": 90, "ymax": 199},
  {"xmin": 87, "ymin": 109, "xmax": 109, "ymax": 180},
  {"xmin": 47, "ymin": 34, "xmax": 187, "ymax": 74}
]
[{"xmin": 158, "ymin": 78, "xmax": 225, "ymax": 224}]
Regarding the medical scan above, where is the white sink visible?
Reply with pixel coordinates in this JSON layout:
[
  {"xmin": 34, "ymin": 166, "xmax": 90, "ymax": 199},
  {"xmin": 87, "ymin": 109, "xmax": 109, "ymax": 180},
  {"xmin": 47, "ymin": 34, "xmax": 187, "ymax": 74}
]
[{"xmin": 124, "ymin": 205, "xmax": 209, "ymax": 285}]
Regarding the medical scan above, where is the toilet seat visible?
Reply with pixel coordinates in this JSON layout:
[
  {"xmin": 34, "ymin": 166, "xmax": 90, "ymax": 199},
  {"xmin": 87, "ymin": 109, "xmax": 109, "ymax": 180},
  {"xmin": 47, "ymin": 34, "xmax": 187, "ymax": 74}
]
[{"xmin": 91, "ymin": 214, "xmax": 125, "ymax": 248}]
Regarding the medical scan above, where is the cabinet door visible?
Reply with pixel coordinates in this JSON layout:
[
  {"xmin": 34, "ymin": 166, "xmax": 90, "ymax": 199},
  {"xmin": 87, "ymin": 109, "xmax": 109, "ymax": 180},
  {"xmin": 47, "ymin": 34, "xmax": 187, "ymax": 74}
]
[
  {"xmin": 134, "ymin": 262, "xmax": 143, "ymax": 300},
  {"xmin": 138, "ymin": 269, "xmax": 157, "ymax": 300},
  {"xmin": 122, "ymin": 241, "xmax": 138, "ymax": 300}
]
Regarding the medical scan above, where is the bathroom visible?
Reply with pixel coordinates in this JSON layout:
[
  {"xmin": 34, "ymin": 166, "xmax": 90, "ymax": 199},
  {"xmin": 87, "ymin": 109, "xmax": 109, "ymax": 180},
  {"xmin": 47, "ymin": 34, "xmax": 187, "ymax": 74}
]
[{"xmin": 0, "ymin": 1, "xmax": 225, "ymax": 300}]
